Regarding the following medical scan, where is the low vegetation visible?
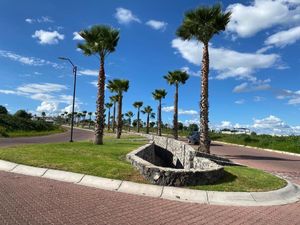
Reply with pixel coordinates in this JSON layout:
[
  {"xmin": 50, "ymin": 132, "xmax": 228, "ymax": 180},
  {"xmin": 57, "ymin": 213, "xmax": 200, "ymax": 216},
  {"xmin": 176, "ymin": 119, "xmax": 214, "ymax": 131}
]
[
  {"xmin": 210, "ymin": 133, "xmax": 300, "ymax": 154},
  {"xmin": 0, "ymin": 107, "xmax": 62, "ymax": 137},
  {"xmin": 0, "ymin": 135, "xmax": 286, "ymax": 192}
]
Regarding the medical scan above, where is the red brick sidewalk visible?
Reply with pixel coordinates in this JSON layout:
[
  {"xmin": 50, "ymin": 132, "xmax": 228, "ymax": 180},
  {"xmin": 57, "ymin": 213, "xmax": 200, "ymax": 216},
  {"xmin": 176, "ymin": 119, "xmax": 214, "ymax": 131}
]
[{"xmin": 0, "ymin": 171, "xmax": 299, "ymax": 225}]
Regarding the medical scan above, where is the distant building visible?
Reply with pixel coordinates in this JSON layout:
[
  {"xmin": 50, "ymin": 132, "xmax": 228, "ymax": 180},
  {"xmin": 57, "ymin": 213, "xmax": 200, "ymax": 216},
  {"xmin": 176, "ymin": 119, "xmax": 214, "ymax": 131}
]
[{"xmin": 221, "ymin": 128, "xmax": 251, "ymax": 135}]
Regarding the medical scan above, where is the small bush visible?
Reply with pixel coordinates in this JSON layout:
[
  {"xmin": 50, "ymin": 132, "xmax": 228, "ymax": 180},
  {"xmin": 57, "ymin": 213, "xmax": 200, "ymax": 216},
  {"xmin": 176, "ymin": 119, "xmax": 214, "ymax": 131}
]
[{"xmin": 0, "ymin": 126, "xmax": 8, "ymax": 137}]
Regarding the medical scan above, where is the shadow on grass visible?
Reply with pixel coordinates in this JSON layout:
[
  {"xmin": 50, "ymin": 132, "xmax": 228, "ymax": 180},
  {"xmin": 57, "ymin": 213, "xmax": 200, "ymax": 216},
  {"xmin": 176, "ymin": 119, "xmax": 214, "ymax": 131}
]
[{"xmin": 210, "ymin": 170, "xmax": 238, "ymax": 185}]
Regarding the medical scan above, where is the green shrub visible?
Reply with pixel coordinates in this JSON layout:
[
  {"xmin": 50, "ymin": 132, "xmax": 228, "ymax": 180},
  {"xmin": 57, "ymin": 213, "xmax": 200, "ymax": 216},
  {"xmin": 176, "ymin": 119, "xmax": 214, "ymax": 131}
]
[{"xmin": 0, "ymin": 126, "xmax": 8, "ymax": 137}]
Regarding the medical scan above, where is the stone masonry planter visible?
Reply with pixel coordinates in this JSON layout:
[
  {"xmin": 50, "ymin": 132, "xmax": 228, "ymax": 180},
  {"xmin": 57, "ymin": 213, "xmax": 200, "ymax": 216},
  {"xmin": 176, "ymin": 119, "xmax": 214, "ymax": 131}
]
[{"xmin": 127, "ymin": 135, "xmax": 224, "ymax": 186}]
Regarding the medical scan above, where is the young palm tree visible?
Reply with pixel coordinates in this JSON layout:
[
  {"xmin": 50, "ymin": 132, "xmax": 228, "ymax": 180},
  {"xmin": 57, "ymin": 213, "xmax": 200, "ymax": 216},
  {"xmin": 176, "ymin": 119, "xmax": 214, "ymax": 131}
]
[
  {"xmin": 124, "ymin": 111, "xmax": 134, "ymax": 131},
  {"xmin": 177, "ymin": 4, "xmax": 231, "ymax": 153},
  {"xmin": 78, "ymin": 25, "xmax": 120, "ymax": 145},
  {"xmin": 141, "ymin": 106, "xmax": 155, "ymax": 134},
  {"xmin": 107, "ymin": 79, "xmax": 129, "ymax": 138},
  {"xmin": 88, "ymin": 112, "xmax": 93, "ymax": 128},
  {"xmin": 105, "ymin": 103, "xmax": 113, "ymax": 131},
  {"xmin": 109, "ymin": 95, "xmax": 118, "ymax": 133},
  {"xmin": 133, "ymin": 101, "xmax": 143, "ymax": 133},
  {"xmin": 41, "ymin": 111, "xmax": 46, "ymax": 120},
  {"xmin": 152, "ymin": 89, "xmax": 167, "ymax": 136},
  {"xmin": 164, "ymin": 70, "xmax": 189, "ymax": 140}
]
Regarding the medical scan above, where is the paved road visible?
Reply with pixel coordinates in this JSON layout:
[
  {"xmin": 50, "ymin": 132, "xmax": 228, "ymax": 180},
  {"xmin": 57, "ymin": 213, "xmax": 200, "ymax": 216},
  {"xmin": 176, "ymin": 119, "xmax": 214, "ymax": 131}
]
[
  {"xmin": 0, "ymin": 128, "xmax": 94, "ymax": 148},
  {"xmin": 1, "ymin": 129, "xmax": 300, "ymax": 224},
  {"xmin": 0, "ymin": 171, "xmax": 299, "ymax": 225},
  {"xmin": 209, "ymin": 143, "xmax": 300, "ymax": 184}
]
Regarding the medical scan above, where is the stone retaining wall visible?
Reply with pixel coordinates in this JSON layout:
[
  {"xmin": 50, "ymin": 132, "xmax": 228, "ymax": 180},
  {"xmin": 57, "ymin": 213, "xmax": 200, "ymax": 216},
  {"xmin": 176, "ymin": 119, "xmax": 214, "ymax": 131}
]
[{"xmin": 127, "ymin": 134, "xmax": 225, "ymax": 186}]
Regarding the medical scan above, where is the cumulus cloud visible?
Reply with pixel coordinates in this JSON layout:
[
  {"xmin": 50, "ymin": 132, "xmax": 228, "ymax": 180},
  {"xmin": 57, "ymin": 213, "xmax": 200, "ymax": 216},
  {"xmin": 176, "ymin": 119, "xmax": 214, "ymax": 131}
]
[
  {"xmin": 162, "ymin": 106, "xmax": 198, "ymax": 115},
  {"xmin": 233, "ymin": 79, "xmax": 271, "ymax": 93},
  {"xmin": 226, "ymin": 0, "xmax": 300, "ymax": 37},
  {"xmin": 0, "ymin": 50, "xmax": 61, "ymax": 68},
  {"xmin": 32, "ymin": 30, "xmax": 64, "ymax": 44},
  {"xmin": 276, "ymin": 89, "xmax": 300, "ymax": 105},
  {"xmin": 0, "ymin": 83, "xmax": 81, "ymax": 115},
  {"xmin": 73, "ymin": 32, "xmax": 84, "ymax": 41},
  {"xmin": 146, "ymin": 20, "xmax": 167, "ymax": 31},
  {"xmin": 253, "ymin": 96, "xmax": 266, "ymax": 102},
  {"xmin": 265, "ymin": 26, "xmax": 300, "ymax": 47},
  {"xmin": 115, "ymin": 7, "xmax": 141, "ymax": 24},
  {"xmin": 181, "ymin": 66, "xmax": 200, "ymax": 77},
  {"xmin": 214, "ymin": 115, "xmax": 300, "ymax": 135},
  {"xmin": 172, "ymin": 38, "xmax": 279, "ymax": 80}
]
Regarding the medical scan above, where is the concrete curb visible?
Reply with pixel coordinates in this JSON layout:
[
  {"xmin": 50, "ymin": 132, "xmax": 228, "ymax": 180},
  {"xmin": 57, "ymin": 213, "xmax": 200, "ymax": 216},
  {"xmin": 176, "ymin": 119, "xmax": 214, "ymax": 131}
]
[
  {"xmin": 213, "ymin": 141, "xmax": 300, "ymax": 157},
  {"xmin": 1, "ymin": 159, "xmax": 299, "ymax": 206}
]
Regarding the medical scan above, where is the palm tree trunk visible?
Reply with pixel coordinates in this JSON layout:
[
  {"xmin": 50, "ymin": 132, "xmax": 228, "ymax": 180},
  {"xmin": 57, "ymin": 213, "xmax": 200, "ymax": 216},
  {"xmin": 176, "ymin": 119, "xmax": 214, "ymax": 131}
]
[
  {"xmin": 158, "ymin": 99, "xmax": 162, "ymax": 136},
  {"xmin": 137, "ymin": 108, "xmax": 140, "ymax": 133},
  {"xmin": 94, "ymin": 54, "xmax": 105, "ymax": 145},
  {"xmin": 199, "ymin": 43, "xmax": 210, "ymax": 153},
  {"xmin": 128, "ymin": 119, "xmax": 131, "ymax": 132},
  {"xmin": 117, "ymin": 94, "xmax": 123, "ymax": 139},
  {"xmin": 173, "ymin": 84, "xmax": 179, "ymax": 140},
  {"xmin": 89, "ymin": 115, "xmax": 91, "ymax": 129},
  {"xmin": 146, "ymin": 114, "xmax": 150, "ymax": 134},
  {"xmin": 112, "ymin": 102, "xmax": 116, "ymax": 132},
  {"xmin": 107, "ymin": 109, "xmax": 111, "ymax": 131}
]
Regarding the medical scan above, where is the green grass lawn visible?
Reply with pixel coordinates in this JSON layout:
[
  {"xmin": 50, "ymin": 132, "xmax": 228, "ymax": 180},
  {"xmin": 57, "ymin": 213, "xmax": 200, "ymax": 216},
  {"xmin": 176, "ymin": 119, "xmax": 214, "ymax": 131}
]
[
  {"xmin": 190, "ymin": 166, "xmax": 286, "ymax": 192},
  {"xmin": 210, "ymin": 133, "xmax": 300, "ymax": 154},
  {"xmin": 0, "ymin": 135, "xmax": 286, "ymax": 192},
  {"xmin": 6, "ymin": 128, "xmax": 65, "ymax": 138}
]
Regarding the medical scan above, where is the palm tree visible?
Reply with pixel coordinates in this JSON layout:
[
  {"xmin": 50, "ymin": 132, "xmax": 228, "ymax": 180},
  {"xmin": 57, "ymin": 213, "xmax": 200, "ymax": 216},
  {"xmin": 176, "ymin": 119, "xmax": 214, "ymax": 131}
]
[
  {"xmin": 133, "ymin": 101, "xmax": 143, "ymax": 133},
  {"xmin": 41, "ymin": 111, "xmax": 46, "ymax": 120},
  {"xmin": 78, "ymin": 25, "xmax": 120, "ymax": 145},
  {"xmin": 164, "ymin": 70, "xmax": 189, "ymax": 140},
  {"xmin": 177, "ymin": 4, "xmax": 231, "ymax": 153},
  {"xmin": 152, "ymin": 89, "xmax": 167, "ymax": 136},
  {"xmin": 109, "ymin": 95, "xmax": 118, "ymax": 133},
  {"xmin": 141, "ymin": 106, "xmax": 155, "ymax": 134},
  {"xmin": 124, "ymin": 111, "xmax": 134, "ymax": 131},
  {"xmin": 105, "ymin": 103, "xmax": 113, "ymax": 131},
  {"xmin": 107, "ymin": 79, "xmax": 129, "ymax": 138},
  {"xmin": 88, "ymin": 112, "xmax": 93, "ymax": 128}
]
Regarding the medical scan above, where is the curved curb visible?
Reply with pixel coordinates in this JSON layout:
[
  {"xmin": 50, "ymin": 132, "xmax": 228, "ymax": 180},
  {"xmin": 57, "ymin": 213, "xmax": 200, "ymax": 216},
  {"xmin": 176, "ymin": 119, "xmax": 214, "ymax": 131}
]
[
  {"xmin": 0, "ymin": 159, "xmax": 299, "ymax": 206},
  {"xmin": 213, "ymin": 141, "xmax": 300, "ymax": 157}
]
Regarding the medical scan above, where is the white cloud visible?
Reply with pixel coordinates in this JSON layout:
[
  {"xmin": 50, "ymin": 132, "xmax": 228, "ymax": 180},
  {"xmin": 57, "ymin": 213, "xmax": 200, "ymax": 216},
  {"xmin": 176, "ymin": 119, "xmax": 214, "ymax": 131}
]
[
  {"xmin": 162, "ymin": 106, "xmax": 198, "ymax": 115},
  {"xmin": 25, "ymin": 16, "xmax": 54, "ymax": 24},
  {"xmin": 32, "ymin": 30, "xmax": 64, "ymax": 44},
  {"xmin": 181, "ymin": 66, "xmax": 200, "ymax": 77},
  {"xmin": 36, "ymin": 101, "xmax": 59, "ymax": 113},
  {"xmin": 17, "ymin": 83, "xmax": 67, "ymax": 94},
  {"xmin": 73, "ymin": 32, "xmax": 84, "ymax": 41},
  {"xmin": 115, "ymin": 7, "xmax": 141, "ymax": 24},
  {"xmin": 214, "ymin": 115, "xmax": 300, "ymax": 135},
  {"xmin": 265, "ymin": 26, "xmax": 300, "ymax": 47},
  {"xmin": 172, "ymin": 38, "xmax": 279, "ymax": 81},
  {"xmin": 227, "ymin": 0, "xmax": 300, "ymax": 37},
  {"xmin": 235, "ymin": 99, "xmax": 245, "ymax": 104},
  {"xmin": 233, "ymin": 79, "xmax": 271, "ymax": 93},
  {"xmin": 145, "ymin": 20, "xmax": 167, "ymax": 31},
  {"xmin": 78, "ymin": 69, "xmax": 98, "ymax": 76},
  {"xmin": 0, "ymin": 50, "xmax": 61, "ymax": 68},
  {"xmin": 276, "ymin": 89, "xmax": 300, "ymax": 105},
  {"xmin": 90, "ymin": 81, "xmax": 98, "ymax": 88},
  {"xmin": 253, "ymin": 96, "xmax": 266, "ymax": 102}
]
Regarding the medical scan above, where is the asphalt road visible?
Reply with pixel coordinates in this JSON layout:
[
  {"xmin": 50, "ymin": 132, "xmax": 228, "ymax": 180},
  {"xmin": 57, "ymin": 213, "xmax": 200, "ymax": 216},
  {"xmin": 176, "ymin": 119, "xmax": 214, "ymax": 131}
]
[{"xmin": 0, "ymin": 128, "xmax": 94, "ymax": 148}]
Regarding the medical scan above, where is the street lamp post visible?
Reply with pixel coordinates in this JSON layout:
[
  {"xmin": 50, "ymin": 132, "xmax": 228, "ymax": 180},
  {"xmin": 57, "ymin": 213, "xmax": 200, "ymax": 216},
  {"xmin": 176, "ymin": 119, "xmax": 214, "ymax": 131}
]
[{"xmin": 58, "ymin": 57, "xmax": 77, "ymax": 142}]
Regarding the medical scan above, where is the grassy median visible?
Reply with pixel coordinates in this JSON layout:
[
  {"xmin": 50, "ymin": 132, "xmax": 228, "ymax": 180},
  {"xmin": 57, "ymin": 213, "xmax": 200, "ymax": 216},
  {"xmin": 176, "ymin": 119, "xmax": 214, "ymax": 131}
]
[
  {"xmin": 6, "ymin": 128, "xmax": 65, "ymax": 137},
  {"xmin": 0, "ymin": 135, "xmax": 286, "ymax": 192}
]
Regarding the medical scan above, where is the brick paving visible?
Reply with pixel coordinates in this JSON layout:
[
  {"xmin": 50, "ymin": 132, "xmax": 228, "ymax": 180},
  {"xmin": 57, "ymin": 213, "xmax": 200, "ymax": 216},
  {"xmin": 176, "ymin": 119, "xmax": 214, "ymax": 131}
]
[{"xmin": 0, "ymin": 171, "xmax": 300, "ymax": 225}]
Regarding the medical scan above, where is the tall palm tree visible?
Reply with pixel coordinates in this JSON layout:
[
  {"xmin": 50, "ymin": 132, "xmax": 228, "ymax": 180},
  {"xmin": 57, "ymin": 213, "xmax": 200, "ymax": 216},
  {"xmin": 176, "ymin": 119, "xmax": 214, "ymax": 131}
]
[
  {"xmin": 78, "ymin": 25, "xmax": 120, "ymax": 145},
  {"xmin": 124, "ymin": 111, "xmax": 134, "ymax": 131},
  {"xmin": 105, "ymin": 103, "xmax": 113, "ymax": 131},
  {"xmin": 133, "ymin": 101, "xmax": 143, "ymax": 133},
  {"xmin": 141, "ymin": 106, "xmax": 155, "ymax": 134},
  {"xmin": 107, "ymin": 79, "xmax": 129, "ymax": 138},
  {"xmin": 152, "ymin": 89, "xmax": 167, "ymax": 136},
  {"xmin": 164, "ymin": 70, "xmax": 189, "ymax": 140},
  {"xmin": 88, "ymin": 112, "xmax": 93, "ymax": 128},
  {"xmin": 109, "ymin": 95, "xmax": 118, "ymax": 133},
  {"xmin": 177, "ymin": 4, "xmax": 231, "ymax": 153}
]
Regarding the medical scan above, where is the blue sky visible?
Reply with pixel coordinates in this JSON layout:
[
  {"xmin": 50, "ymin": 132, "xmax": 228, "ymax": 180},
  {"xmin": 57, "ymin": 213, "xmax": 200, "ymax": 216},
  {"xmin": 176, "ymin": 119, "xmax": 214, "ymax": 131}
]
[{"xmin": 1, "ymin": 0, "xmax": 300, "ymax": 135}]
